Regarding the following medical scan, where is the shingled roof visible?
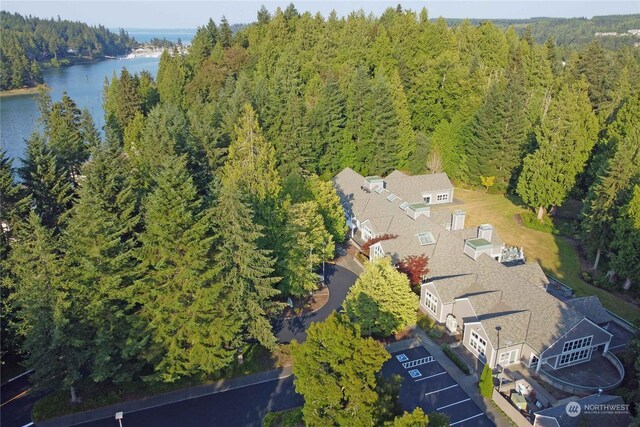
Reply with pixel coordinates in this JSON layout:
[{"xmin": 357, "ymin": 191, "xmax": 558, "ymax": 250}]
[
  {"xmin": 566, "ymin": 296, "xmax": 615, "ymax": 325},
  {"xmin": 333, "ymin": 167, "xmax": 588, "ymax": 355}
]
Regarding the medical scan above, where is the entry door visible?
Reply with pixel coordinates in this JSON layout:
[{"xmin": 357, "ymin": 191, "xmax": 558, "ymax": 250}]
[
  {"xmin": 530, "ymin": 354, "xmax": 539, "ymax": 370},
  {"xmin": 446, "ymin": 315, "xmax": 457, "ymax": 333}
]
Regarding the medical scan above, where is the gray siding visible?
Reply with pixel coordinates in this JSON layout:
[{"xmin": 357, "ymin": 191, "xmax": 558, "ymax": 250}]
[
  {"xmin": 541, "ymin": 319, "xmax": 612, "ymax": 360},
  {"xmin": 452, "ymin": 298, "xmax": 477, "ymax": 329}
]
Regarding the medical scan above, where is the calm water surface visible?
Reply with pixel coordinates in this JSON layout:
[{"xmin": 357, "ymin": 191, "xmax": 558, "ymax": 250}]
[{"xmin": 0, "ymin": 56, "xmax": 161, "ymax": 161}]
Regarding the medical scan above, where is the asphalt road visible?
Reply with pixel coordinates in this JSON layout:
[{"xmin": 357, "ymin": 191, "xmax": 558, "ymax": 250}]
[
  {"xmin": 273, "ymin": 264, "xmax": 358, "ymax": 343},
  {"xmin": 1, "ymin": 372, "xmax": 38, "ymax": 427},
  {"xmin": 69, "ymin": 376, "xmax": 302, "ymax": 427}
]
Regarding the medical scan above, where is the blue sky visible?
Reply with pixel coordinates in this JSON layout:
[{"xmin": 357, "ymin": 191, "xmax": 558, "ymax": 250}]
[{"xmin": 2, "ymin": 1, "xmax": 639, "ymax": 29}]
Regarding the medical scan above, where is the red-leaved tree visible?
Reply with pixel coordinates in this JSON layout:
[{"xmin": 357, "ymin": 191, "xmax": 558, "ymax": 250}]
[{"xmin": 397, "ymin": 254, "xmax": 430, "ymax": 286}]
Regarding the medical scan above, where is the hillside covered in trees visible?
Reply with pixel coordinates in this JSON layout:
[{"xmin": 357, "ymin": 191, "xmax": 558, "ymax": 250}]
[
  {"xmin": 1, "ymin": 3, "xmax": 639, "ymax": 419},
  {"xmin": 0, "ymin": 11, "xmax": 136, "ymax": 90},
  {"xmin": 447, "ymin": 14, "xmax": 640, "ymax": 49}
]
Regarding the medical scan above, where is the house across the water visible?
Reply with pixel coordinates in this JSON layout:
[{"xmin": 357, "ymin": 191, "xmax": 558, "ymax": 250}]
[{"xmin": 333, "ymin": 167, "xmax": 625, "ymax": 393}]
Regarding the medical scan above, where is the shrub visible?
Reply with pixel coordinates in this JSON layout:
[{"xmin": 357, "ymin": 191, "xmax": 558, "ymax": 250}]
[
  {"xmin": 520, "ymin": 211, "xmax": 557, "ymax": 234},
  {"xmin": 416, "ymin": 312, "xmax": 434, "ymax": 331},
  {"xmin": 428, "ymin": 327, "xmax": 443, "ymax": 340},
  {"xmin": 581, "ymin": 271, "xmax": 593, "ymax": 283},
  {"xmin": 478, "ymin": 363, "xmax": 494, "ymax": 398},
  {"xmin": 440, "ymin": 345, "xmax": 470, "ymax": 375}
]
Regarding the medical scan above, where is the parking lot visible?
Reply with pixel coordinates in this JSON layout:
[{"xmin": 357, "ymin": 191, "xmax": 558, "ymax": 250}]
[{"xmin": 381, "ymin": 346, "xmax": 494, "ymax": 427}]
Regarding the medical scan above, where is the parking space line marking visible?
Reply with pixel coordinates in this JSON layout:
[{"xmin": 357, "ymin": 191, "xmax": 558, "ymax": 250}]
[
  {"xmin": 437, "ymin": 398, "xmax": 471, "ymax": 410},
  {"xmin": 450, "ymin": 413, "xmax": 484, "ymax": 425},
  {"xmin": 402, "ymin": 356, "xmax": 434, "ymax": 369},
  {"xmin": 424, "ymin": 384, "xmax": 458, "ymax": 396},
  {"xmin": 415, "ymin": 371, "xmax": 447, "ymax": 382}
]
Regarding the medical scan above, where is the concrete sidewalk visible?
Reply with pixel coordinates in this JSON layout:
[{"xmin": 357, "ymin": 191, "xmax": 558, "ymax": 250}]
[
  {"xmin": 412, "ymin": 328, "xmax": 514, "ymax": 427},
  {"xmin": 37, "ymin": 366, "xmax": 293, "ymax": 427}
]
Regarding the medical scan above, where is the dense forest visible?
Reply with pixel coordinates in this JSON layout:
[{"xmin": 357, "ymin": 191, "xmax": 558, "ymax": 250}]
[
  {"xmin": 0, "ymin": 11, "xmax": 136, "ymax": 90},
  {"xmin": 1, "ymin": 3, "xmax": 639, "ymax": 420},
  {"xmin": 447, "ymin": 14, "xmax": 640, "ymax": 48}
]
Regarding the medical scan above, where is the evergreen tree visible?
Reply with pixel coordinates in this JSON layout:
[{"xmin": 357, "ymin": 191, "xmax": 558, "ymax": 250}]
[
  {"xmin": 344, "ymin": 67, "xmax": 372, "ymax": 171},
  {"xmin": 279, "ymin": 201, "xmax": 334, "ymax": 296},
  {"xmin": 137, "ymin": 155, "xmax": 235, "ymax": 381},
  {"xmin": 308, "ymin": 175, "xmax": 348, "ymax": 244},
  {"xmin": 224, "ymin": 103, "xmax": 281, "ymax": 207},
  {"xmin": 46, "ymin": 94, "xmax": 88, "ymax": 179},
  {"xmin": 581, "ymin": 94, "xmax": 640, "ymax": 268},
  {"xmin": 517, "ymin": 81, "xmax": 598, "ymax": 219},
  {"xmin": 80, "ymin": 108, "xmax": 101, "ymax": 150},
  {"xmin": 466, "ymin": 70, "xmax": 529, "ymax": 191},
  {"xmin": 345, "ymin": 257, "xmax": 418, "ymax": 336},
  {"xmin": 19, "ymin": 133, "xmax": 74, "ymax": 230},
  {"xmin": 219, "ymin": 16, "xmax": 233, "ymax": 48},
  {"xmin": 610, "ymin": 185, "xmax": 640, "ymax": 290},
  {"xmin": 365, "ymin": 73, "xmax": 399, "ymax": 175},
  {"xmin": 311, "ymin": 75, "xmax": 346, "ymax": 174},
  {"xmin": 63, "ymin": 144, "xmax": 145, "ymax": 384},
  {"xmin": 7, "ymin": 212, "xmax": 89, "ymax": 402},
  {"xmin": 213, "ymin": 174, "xmax": 282, "ymax": 350},
  {"xmin": 388, "ymin": 69, "xmax": 416, "ymax": 169},
  {"xmin": 290, "ymin": 313, "xmax": 390, "ymax": 427}
]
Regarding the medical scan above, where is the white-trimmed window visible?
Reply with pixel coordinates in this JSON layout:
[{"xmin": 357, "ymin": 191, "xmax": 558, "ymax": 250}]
[
  {"xmin": 499, "ymin": 349, "xmax": 518, "ymax": 365},
  {"xmin": 424, "ymin": 291, "xmax": 438, "ymax": 314},
  {"xmin": 562, "ymin": 336, "xmax": 592, "ymax": 353},
  {"xmin": 371, "ymin": 243, "xmax": 385, "ymax": 259},
  {"xmin": 436, "ymin": 193, "xmax": 449, "ymax": 202},
  {"xmin": 559, "ymin": 348, "xmax": 591, "ymax": 366},
  {"xmin": 470, "ymin": 330, "xmax": 487, "ymax": 356},
  {"xmin": 361, "ymin": 225, "xmax": 373, "ymax": 241},
  {"xmin": 558, "ymin": 336, "xmax": 593, "ymax": 367}
]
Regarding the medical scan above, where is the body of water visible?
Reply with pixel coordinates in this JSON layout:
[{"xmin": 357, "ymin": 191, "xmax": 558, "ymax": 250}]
[
  {"xmin": 1, "ymin": 57, "xmax": 160, "ymax": 162},
  {"xmin": 0, "ymin": 29, "xmax": 196, "ymax": 163},
  {"xmin": 121, "ymin": 28, "xmax": 197, "ymax": 44}
]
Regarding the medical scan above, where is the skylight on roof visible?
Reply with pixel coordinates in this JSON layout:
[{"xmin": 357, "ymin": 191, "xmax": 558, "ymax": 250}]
[
  {"xmin": 374, "ymin": 186, "xmax": 385, "ymax": 194},
  {"xmin": 387, "ymin": 193, "xmax": 397, "ymax": 202},
  {"xmin": 399, "ymin": 202, "xmax": 409, "ymax": 210},
  {"xmin": 417, "ymin": 232, "xmax": 436, "ymax": 246}
]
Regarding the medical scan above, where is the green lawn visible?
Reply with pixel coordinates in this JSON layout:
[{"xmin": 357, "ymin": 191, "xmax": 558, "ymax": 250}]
[{"xmin": 455, "ymin": 189, "xmax": 640, "ymax": 324}]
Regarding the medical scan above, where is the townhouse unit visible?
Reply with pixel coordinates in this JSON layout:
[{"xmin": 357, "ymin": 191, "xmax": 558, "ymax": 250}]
[{"xmin": 333, "ymin": 168, "xmax": 622, "ymax": 390}]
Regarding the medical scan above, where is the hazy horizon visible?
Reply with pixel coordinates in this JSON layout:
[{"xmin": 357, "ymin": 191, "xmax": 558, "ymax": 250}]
[{"xmin": 2, "ymin": 1, "xmax": 639, "ymax": 29}]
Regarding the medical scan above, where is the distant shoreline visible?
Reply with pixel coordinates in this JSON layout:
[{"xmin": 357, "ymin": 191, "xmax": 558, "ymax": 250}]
[{"xmin": 0, "ymin": 84, "xmax": 49, "ymax": 98}]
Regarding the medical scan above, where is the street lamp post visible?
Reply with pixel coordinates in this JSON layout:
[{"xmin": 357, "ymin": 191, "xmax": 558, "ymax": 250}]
[
  {"xmin": 322, "ymin": 240, "xmax": 326, "ymax": 286},
  {"xmin": 495, "ymin": 325, "xmax": 502, "ymax": 391}
]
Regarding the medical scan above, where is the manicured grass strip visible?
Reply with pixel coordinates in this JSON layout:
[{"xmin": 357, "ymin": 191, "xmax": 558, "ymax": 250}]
[{"xmin": 441, "ymin": 345, "xmax": 470, "ymax": 375}]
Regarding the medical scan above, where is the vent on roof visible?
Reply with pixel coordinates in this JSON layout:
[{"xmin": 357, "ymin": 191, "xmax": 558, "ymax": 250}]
[
  {"xmin": 417, "ymin": 232, "xmax": 436, "ymax": 245},
  {"xmin": 399, "ymin": 202, "xmax": 409, "ymax": 210},
  {"xmin": 374, "ymin": 186, "xmax": 385, "ymax": 194},
  {"xmin": 387, "ymin": 193, "xmax": 397, "ymax": 202}
]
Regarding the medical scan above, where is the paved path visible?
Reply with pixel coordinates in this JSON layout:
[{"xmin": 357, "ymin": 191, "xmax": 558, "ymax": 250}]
[{"xmin": 273, "ymin": 263, "xmax": 359, "ymax": 343}]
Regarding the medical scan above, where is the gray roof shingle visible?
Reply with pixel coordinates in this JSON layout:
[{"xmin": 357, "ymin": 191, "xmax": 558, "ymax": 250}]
[
  {"xmin": 333, "ymin": 168, "xmax": 587, "ymax": 354},
  {"xmin": 566, "ymin": 296, "xmax": 615, "ymax": 325}
]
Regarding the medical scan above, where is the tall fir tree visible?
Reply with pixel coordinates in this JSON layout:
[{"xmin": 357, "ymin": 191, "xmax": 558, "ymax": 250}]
[
  {"xmin": 581, "ymin": 93, "xmax": 640, "ymax": 268},
  {"xmin": 610, "ymin": 185, "xmax": 640, "ymax": 290},
  {"xmin": 63, "ymin": 144, "xmax": 145, "ymax": 384},
  {"xmin": 137, "ymin": 155, "xmax": 235, "ymax": 381},
  {"xmin": 213, "ymin": 175, "xmax": 282, "ymax": 350},
  {"xmin": 19, "ymin": 133, "xmax": 74, "ymax": 230},
  {"xmin": 7, "ymin": 212, "xmax": 90, "ymax": 402}
]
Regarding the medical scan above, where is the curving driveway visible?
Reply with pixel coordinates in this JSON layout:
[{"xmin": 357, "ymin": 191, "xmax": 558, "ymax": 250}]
[{"xmin": 273, "ymin": 264, "xmax": 359, "ymax": 344}]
